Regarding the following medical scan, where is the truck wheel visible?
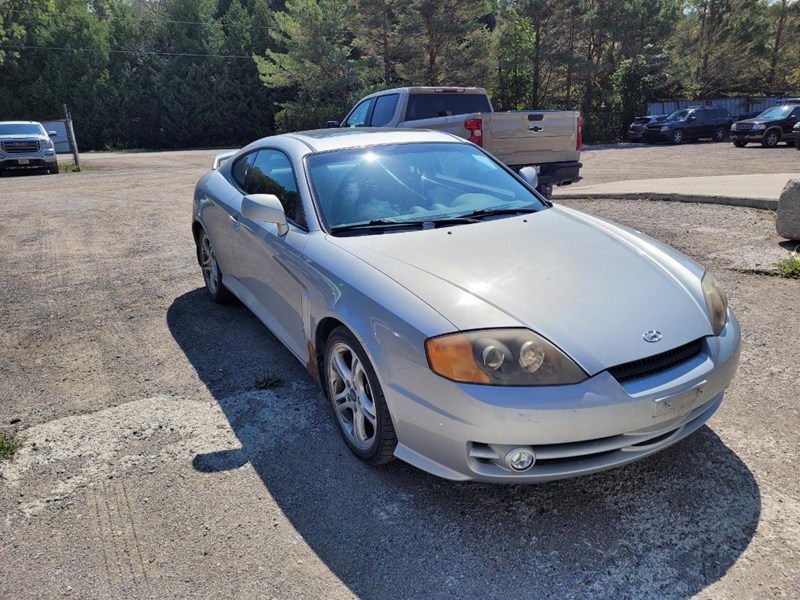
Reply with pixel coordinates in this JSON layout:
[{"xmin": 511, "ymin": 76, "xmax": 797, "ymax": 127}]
[
  {"xmin": 536, "ymin": 184, "xmax": 553, "ymax": 199},
  {"xmin": 761, "ymin": 130, "xmax": 780, "ymax": 148},
  {"xmin": 48, "ymin": 160, "xmax": 59, "ymax": 175},
  {"xmin": 733, "ymin": 140, "xmax": 747, "ymax": 148},
  {"xmin": 712, "ymin": 127, "xmax": 727, "ymax": 142},
  {"xmin": 671, "ymin": 129, "xmax": 684, "ymax": 144}
]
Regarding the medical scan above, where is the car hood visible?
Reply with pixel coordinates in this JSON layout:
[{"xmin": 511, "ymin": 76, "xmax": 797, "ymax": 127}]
[
  {"xmin": 331, "ymin": 206, "xmax": 712, "ymax": 375},
  {"xmin": 735, "ymin": 117, "xmax": 779, "ymax": 126},
  {"xmin": 0, "ymin": 134, "xmax": 48, "ymax": 141}
]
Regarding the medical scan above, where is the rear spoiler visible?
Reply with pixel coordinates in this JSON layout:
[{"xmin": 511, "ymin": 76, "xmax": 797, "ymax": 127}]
[{"xmin": 213, "ymin": 151, "xmax": 236, "ymax": 170}]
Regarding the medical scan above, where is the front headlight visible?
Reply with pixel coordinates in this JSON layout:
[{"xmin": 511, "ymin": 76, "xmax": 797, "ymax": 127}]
[
  {"xmin": 660, "ymin": 125, "xmax": 670, "ymax": 132},
  {"xmin": 701, "ymin": 271, "xmax": 728, "ymax": 336},
  {"xmin": 425, "ymin": 328, "xmax": 588, "ymax": 386},
  {"xmin": 753, "ymin": 123, "xmax": 766, "ymax": 131},
  {"xmin": 41, "ymin": 138, "xmax": 53, "ymax": 149}
]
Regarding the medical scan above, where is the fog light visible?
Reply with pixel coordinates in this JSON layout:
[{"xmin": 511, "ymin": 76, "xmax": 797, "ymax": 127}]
[{"xmin": 505, "ymin": 447, "xmax": 536, "ymax": 471}]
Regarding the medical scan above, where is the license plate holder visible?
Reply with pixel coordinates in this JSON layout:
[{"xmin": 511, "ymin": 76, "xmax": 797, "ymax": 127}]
[{"xmin": 18, "ymin": 158, "xmax": 29, "ymax": 165}]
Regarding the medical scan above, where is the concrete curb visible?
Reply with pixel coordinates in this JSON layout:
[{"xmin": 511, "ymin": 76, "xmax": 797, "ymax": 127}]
[{"xmin": 554, "ymin": 191, "xmax": 778, "ymax": 211}]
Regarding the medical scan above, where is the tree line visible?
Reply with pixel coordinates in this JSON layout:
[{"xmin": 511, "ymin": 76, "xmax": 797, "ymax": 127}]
[{"xmin": 1, "ymin": 0, "xmax": 798, "ymax": 150}]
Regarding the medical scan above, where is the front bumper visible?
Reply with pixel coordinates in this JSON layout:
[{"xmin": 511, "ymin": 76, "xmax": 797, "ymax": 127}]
[
  {"xmin": 643, "ymin": 130, "xmax": 671, "ymax": 143},
  {"xmin": 0, "ymin": 148, "xmax": 57, "ymax": 169},
  {"xmin": 382, "ymin": 313, "xmax": 740, "ymax": 483},
  {"xmin": 730, "ymin": 131, "xmax": 763, "ymax": 142}
]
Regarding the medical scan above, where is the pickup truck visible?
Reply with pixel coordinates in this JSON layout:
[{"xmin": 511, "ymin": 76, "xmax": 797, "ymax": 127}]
[
  {"xmin": 329, "ymin": 87, "xmax": 582, "ymax": 197},
  {"xmin": 0, "ymin": 121, "xmax": 59, "ymax": 175}
]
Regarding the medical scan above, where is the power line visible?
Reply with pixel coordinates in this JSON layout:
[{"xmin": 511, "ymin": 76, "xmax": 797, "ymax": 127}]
[
  {"xmin": 1, "ymin": 7, "xmax": 272, "ymax": 30},
  {"xmin": 0, "ymin": 45, "xmax": 257, "ymax": 59}
]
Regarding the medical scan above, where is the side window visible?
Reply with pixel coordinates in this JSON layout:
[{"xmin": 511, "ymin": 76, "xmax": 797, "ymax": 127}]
[
  {"xmin": 246, "ymin": 150, "xmax": 306, "ymax": 228},
  {"xmin": 693, "ymin": 111, "xmax": 704, "ymax": 122},
  {"xmin": 789, "ymin": 107, "xmax": 800, "ymax": 120},
  {"xmin": 344, "ymin": 98, "xmax": 375, "ymax": 127},
  {"xmin": 232, "ymin": 152, "xmax": 256, "ymax": 188},
  {"xmin": 370, "ymin": 94, "xmax": 399, "ymax": 127}
]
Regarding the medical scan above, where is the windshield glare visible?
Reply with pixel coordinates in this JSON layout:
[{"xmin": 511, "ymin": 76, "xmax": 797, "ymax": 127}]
[
  {"xmin": 306, "ymin": 143, "xmax": 545, "ymax": 231},
  {"xmin": 666, "ymin": 110, "xmax": 690, "ymax": 121},
  {"xmin": 756, "ymin": 106, "xmax": 791, "ymax": 120},
  {"xmin": 0, "ymin": 123, "xmax": 44, "ymax": 136}
]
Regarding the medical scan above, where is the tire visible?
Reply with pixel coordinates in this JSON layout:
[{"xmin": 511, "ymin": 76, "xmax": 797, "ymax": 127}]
[
  {"xmin": 198, "ymin": 230, "xmax": 233, "ymax": 303},
  {"xmin": 48, "ymin": 160, "xmax": 59, "ymax": 175},
  {"xmin": 762, "ymin": 130, "xmax": 780, "ymax": 148},
  {"xmin": 733, "ymin": 140, "xmax": 747, "ymax": 148},
  {"xmin": 324, "ymin": 326, "xmax": 397, "ymax": 465},
  {"xmin": 712, "ymin": 127, "xmax": 727, "ymax": 142},
  {"xmin": 671, "ymin": 129, "xmax": 684, "ymax": 144}
]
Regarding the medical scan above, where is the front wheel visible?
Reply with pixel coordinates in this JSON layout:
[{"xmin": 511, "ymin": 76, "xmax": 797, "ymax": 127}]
[
  {"xmin": 671, "ymin": 129, "xmax": 684, "ymax": 144},
  {"xmin": 733, "ymin": 140, "xmax": 747, "ymax": 148},
  {"xmin": 713, "ymin": 127, "xmax": 727, "ymax": 142},
  {"xmin": 324, "ymin": 327, "xmax": 397, "ymax": 465},
  {"xmin": 198, "ymin": 230, "xmax": 232, "ymax": 303},
  {"xmin": 762, "ymin": 130, "xmax": 780, "ymax": 148}
]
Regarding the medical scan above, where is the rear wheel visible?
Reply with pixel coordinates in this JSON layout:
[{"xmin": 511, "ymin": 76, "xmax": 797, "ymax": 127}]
[
  {"xmin": 324, "ymin": 327, "xmax": 397, "ymax": 465},
  {"xmin": 712, "ymin": 127, "xmax": 727, "ymax": 142},
  {"xmin": 671, "ymin": 129, "xmax": 684, "ymax": 144},
  {"xmin": 733, "ymin": 140, "xmax": 747, "ymax": 148},
  {"xmin": 198, "ymin": 230, "xmax": 232, "ymax": 303},
  {"xmin": 762, "ymin": 130, "xmax": 780, "ymax": 148}
]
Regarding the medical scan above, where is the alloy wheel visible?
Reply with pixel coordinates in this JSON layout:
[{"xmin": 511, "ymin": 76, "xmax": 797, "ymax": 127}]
[{"xmin": 327, "ymin": 342, "xmax": 377, "ymax": 450}]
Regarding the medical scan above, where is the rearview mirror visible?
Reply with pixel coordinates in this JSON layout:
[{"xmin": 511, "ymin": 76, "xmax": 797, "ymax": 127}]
[
  {"xmin": 242, "ymin": 194, "xmax": 289, "ymax": 236},
  {"xmin": 325, "ymin": 121, "xmax": 340, "ymax": 129},
  {"xmin": 518, "ymin": 166, "xmax": 539, "ymax": 191}
]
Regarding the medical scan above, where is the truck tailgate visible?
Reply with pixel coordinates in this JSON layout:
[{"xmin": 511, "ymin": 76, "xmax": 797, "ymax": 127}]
[{"xmin": 485, "ymin": 111, "xmax": 579, "ymax": 166}]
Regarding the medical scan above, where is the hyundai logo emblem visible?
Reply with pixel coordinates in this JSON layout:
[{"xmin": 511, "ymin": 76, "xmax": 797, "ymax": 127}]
[{"xmin": 643, "ymin": 330, "xmax": 663, "ymax": 343}]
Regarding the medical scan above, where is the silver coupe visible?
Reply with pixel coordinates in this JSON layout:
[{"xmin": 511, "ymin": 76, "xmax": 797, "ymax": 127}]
[{"xmin": 192, "ymin": 129, "xmax": 740, "ymax": 483}]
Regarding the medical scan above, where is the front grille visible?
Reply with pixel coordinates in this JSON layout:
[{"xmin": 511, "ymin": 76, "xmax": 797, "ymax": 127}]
[
  {"xmin": 2, "ymin": 140, "xmax": 40, "ymax": 153},
  {"xmin": 734, "ymin": 123, "xmax": 752, "ymax": 132},
  {"xmin": 608, "ymin": 338, "xmax": 704, "ymax": 383}
]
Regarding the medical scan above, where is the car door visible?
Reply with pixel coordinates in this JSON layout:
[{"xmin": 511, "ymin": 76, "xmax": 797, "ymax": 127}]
[
  {"xmin": 784, "ymin": 107, "xmax": 800, "ymax": 138},
  {"xmin": 688, "ymin": 110, "xmax": 705, "ymax": 139},
  {"xmin": 236, "ymin": 148, "xmax": 310, "ymax": 359}
]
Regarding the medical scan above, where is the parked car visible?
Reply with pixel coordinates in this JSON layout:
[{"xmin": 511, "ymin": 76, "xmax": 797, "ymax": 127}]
[
  {"xmin": 0, "ymin": 121, "xmax": 59, "ymax": 174},
  {"xmin": 642, "ymin": 107, "xmax": 733, "ymax": 144},
  {"xmin": 193, "ymin": 128, "xmax": 741, "ymax": 483},
  {"xmin": 730, "ymin": 104, "xmax": 800, "ymax": 148},
  {"xmin": 330, "ymin": 87, "xmax": 582, "ymax": 198},
  {"xmin": 627, "ymin": 115, "xmax": 666, "ymax": 141},
  {"xmin": 794, "ymin": 121, "xmax": 800, "ymax": 150}
]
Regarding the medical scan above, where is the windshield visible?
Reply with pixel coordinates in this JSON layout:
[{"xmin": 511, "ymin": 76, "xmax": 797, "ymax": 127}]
[
  {"xmin": 306, "ymin": 143, "xmax": 546, "ymax": 232},
  {"xmin": 0, "ymin": 123, "xmax": 44, "ymax": 136},
  {"xmin": 756, "ymin": 106, "xmax": 792, "ymax": 120},
  {"xmin": 666, "ymin": 110, "xmax": 690, "ymax": 122}
]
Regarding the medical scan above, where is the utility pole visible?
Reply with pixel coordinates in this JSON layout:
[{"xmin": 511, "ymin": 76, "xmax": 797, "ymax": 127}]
[{"xmin": 63, "ymin": 104, "xmax": 81, "ymax": 172}]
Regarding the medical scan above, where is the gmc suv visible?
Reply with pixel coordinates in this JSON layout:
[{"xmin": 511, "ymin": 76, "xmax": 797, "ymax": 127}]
[
  {"xmin": 643, "ymin": 107, "xmax": 733, "ymax": 144},
  {"xmin": 0, "ymin": 121, "xmax": 59, "ymax": 174},
  {"xmin": 730, "ymin": 103, "xmax": 800, "ymax": 148}
]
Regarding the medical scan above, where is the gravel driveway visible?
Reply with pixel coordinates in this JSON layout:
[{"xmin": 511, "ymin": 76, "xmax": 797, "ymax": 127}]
[{"xmin": 1, "ymin": 146, "xmax": 798, "ymax": 599}]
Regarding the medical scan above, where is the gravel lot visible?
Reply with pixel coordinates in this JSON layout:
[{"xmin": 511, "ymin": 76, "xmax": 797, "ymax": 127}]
[{"xmin": 1, "ymin": 144, "xmax": 798, "ymax": 599}]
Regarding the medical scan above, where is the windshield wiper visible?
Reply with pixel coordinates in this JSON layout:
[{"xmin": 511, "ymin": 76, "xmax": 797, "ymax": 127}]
[
  {"xmin": 463, "ymin": 206, "xmax": 538, "ymax": 219},
  {"xmin": 330, "ymin": 217, "xmax": 476, "ymax": 235}
]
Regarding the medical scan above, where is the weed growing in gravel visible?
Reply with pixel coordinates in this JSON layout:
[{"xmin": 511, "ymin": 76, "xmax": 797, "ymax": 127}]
[
  {"xmin": 776, "ymin": 251, "xmax": 800, "ymax": 278},
  {"xmin": 254, "ymin": 373, "xmax": 283, "ymax": 391},
  {"xmin": 0, "ymin": 431, "xmax": 23, "ymax": 461}
]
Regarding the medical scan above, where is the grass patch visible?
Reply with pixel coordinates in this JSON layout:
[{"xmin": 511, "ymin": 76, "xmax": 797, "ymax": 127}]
[
  {"xmin": 776, "ymin": 251, "xmax": 800, "ymax": 278},
  {"xmin": 0, "ymin": 431, "xmax": 23, "ymax": 461},
  {"xmin": 60, "ymin": 163, "xmax": 98, "ymax": 173},
  {"xmin": 254, "ymin": 373, "xmax": 283, "ymax": 391}
]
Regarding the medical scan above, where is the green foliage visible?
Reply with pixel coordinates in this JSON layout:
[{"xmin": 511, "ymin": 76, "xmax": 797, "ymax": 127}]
[
  {"xmin": 776, "ymin": 250, "xmax": 800, "ymax": 278},
  {"xmin": 0, "ymin": 0, "xmax": 797, "ymax": 148},
  {"xmin": 0, "ymin": 431, "xmax": 23, "ymax": 461}
]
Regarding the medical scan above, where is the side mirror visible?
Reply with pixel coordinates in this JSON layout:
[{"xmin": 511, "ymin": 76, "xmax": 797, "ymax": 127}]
[
  {"xmin": 325, "ymin": 121, "xmax": 340, "ymax": 129},
  {"xmin": 48, "ymin": 131, "xmax": 58, "ymax": 137},
  {"xmin": 518, "ymin": 166, "xmax": 539, "ymax": 191},
  {"xmin": 242, "ymin": 194, "xmax": 289, "ymax": 236},
  {"xmin": 688, "ymin": 115, "xmax": 697, "ymax": 122}
]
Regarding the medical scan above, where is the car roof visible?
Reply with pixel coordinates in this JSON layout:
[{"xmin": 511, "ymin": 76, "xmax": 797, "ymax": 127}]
[
  {"xmin": 0, "ymin": 121, "xmax": 43, "ymax": 125},
  {"xmin": 279, "ymin": 127, "xmax": 467, "ymax": 153}
]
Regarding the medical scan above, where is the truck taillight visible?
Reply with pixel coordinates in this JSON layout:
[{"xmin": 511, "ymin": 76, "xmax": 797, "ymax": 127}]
[
  {"xmin": 465, "ymin": 118, "xmax": 483, "ymax": 146},
  {"xmin": 577, "ymin": 116, "xmax": 584, "ymax": 151}
]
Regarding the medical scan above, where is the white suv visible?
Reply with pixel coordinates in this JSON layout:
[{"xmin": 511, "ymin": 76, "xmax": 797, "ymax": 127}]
[{"xmin": 0, "ymin": 121, "xmax": 59, "ymax": 175}]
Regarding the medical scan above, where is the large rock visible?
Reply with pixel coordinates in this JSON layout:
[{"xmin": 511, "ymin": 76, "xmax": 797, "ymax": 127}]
[{"xmin": 776, "ymin": 179, "xmax": 800, "ymax": 241}]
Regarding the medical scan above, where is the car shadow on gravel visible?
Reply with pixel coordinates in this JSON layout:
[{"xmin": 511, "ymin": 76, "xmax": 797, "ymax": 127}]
[{"xmin": 168, "ymin": 288, "xmax": 760, "ymax": 599}]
